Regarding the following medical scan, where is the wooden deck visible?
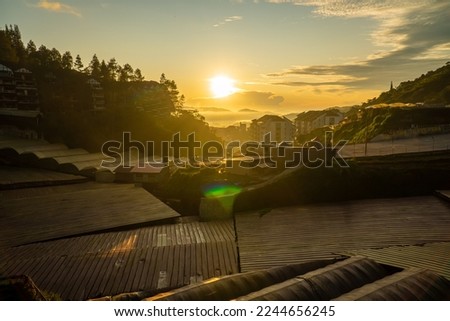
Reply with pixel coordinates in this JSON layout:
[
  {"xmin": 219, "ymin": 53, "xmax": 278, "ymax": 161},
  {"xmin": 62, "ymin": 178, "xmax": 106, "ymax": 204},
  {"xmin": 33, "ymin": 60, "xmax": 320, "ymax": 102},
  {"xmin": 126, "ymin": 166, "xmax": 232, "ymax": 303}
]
[
  {"xmin": 0, "ymin": 182, "xmax": 180, "ymax": 250},
  {"xmin": 235, "ymin": 195, "xmax": 450, "ymax": 272},
  {"xmin": 0, "ymin": 220, "xmax": 238, "ymax": 300}
]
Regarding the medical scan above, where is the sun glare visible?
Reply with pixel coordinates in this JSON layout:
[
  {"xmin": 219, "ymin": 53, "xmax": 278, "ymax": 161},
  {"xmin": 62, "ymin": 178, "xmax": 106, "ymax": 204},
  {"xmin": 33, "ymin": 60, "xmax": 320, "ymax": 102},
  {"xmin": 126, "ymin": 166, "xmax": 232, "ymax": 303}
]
[{"xmin": 209, "ymin": 75, "xmax": 236, "ymax": 98}]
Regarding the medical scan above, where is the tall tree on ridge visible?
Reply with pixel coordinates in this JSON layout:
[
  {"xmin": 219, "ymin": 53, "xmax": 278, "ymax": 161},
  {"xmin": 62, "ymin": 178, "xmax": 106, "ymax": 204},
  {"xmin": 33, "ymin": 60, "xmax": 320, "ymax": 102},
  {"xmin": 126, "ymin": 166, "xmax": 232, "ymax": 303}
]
[
  {"xmin": 88, "ymin": 54, "xmax": 101, "ymax": 78},
  {"xmin": 61, "ymin": 51, "xmax": 73, "ymax": 70},
  {"xmin": 74, "ymin": 54, "xmax": 83, "ymax": 72}
]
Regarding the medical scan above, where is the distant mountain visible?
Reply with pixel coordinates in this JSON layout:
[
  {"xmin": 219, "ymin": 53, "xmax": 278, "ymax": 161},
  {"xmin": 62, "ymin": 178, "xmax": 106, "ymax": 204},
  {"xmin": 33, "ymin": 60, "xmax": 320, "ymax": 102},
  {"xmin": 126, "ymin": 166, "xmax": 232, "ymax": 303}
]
[
  {"xmin": 282, "ymin": 113, "xmax": 298, "ymax": 121},
  {"xmin": 363, "ymin": 62, "xmax": 450, "ymax": 106},
  {"xmin": 198, "ymin": 107, "xmax": 231, "ymax": 112}
]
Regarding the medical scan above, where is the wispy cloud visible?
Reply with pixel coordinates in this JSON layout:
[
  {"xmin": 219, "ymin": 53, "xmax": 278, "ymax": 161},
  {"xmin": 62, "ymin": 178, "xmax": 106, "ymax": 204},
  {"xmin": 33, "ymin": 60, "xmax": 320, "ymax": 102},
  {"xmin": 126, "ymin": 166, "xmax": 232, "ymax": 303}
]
[
  {"xmin": 265, "ymin": 0, "xmax": 450, "ymax": 93},
  {"xmin": 190, "ymin": 90, "xmax": 284, "ymax": 108},
  {"xmin": 35, "ymin": 0, "xmax": 81, "ymax": 17},
  {"xmin": 214, "ymin": 15, "xmax": 243, "ymax": 27}
]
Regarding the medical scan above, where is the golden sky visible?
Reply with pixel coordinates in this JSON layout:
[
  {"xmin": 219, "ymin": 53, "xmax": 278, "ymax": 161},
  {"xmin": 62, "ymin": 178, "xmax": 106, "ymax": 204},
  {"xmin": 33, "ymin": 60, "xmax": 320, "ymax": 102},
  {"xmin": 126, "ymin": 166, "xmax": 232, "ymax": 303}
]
[{"xmin": 2, "ymin": 0, "xmax": 449, "ymax": 125}]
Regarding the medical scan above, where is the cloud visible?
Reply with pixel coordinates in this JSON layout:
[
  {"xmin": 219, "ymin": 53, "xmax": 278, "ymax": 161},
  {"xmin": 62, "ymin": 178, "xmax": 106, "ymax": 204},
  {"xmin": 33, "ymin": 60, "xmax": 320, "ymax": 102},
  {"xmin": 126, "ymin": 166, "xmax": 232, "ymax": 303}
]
[
  {"xmin": 265, "ymin": 0, "xmax": 450, "ymax": 92},
  {"xmin": 197, "ymin": 107, "xmax": 231, "ymax": 112},
  {"xmin": 35, "ymin": 0, "xmax": 81, "ymax": 17},
  {"xmin": 189, "ymin": 90, "xmax": 285, "ymax": 109},
  {"xmin": 214, "ymin": 15, "xmax": 243, "ymax": 27}
]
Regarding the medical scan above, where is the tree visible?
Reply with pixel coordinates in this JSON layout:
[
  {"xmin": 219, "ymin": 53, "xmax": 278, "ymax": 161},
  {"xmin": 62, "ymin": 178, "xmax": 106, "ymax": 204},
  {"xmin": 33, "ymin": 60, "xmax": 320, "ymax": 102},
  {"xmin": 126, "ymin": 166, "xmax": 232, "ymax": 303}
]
[
  {"xmin": 35, "ymin": 45, "xmax": 52, "ymax": 68},
  {"xmin": 100, "ymin": 59, "xmax": 110, "ymax": 81},
  {"xmin": 107, "ymin": 58, "xmax": 118, "ymax": 81},
  {"xmin": 118, "ymin": 63, "xmax": 133, "ymax": 82},
  {"xmin": 134, "ymin": 68, "xmax": 144, "ymax": 81},
  {"xmin": 74, "ymin": 54, "xmax": 83, "ymax": 72},
  {"xmin": 4, "ymin": 24, "xmax": 25, "ymax": 64},
  {"xmin": 26, "ymin": 40, "xmax": 36, "ymax": 55},
  {"xmin": 88, "ymin": 54, "xmax": 101, "ymax": 78},
  {"xmin": 0, "ymin": 29, "xmax": 18, "ymax": 64},
  {"xmin": 50, "ymin": 48, "xmax": 62, "ymax": 69},
  {"xmin": 159, "ymin": 73, "xmax": 182, "ymax": 108},
  {"xmin": 61, "ymin": 51, "xmax": 73, "ymax": 70}
]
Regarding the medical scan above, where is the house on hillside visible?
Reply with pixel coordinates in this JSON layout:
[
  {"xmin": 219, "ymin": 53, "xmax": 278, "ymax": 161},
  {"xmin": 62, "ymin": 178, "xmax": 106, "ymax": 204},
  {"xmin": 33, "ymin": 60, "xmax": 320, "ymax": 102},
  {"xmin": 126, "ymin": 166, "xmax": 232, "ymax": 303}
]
[
  {"xmin": 0, "ymin": 65, "xmax": 42, "ymax": 139},
  {"xmin": 0, "ymin": 64, "xmax": 17, "ymax": 109},
  {"xmin": 15, "ymin": 68, "xmax": 39, "ymax": 110},
  {"xmin": 295, "ymin": 109, "xmax": 344, "ymax": 135},
  {"xmin": 214, "ymin": 123, "xmax": 250, "ymax": 143},
  {"xmin": 86, "ymin": 78, "xmax": 105, "ymax": 110},
  {"xmin": 249, "ymin": 115, "xmax": 295, "ymax": 143}
]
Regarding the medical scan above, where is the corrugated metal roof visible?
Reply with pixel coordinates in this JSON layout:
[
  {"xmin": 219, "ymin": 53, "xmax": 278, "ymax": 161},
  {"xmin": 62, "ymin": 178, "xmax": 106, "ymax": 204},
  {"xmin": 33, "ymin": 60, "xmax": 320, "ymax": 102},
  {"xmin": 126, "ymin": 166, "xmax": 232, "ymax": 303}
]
[
  {"xmin": 0, "ymin": 139, "xmax": 47, "ymax": 150},
  {"xmin": 146, "ymin": 256, "xmax": 450, "ymax": 301},
  {"xmin": 0, "ymin": 220, "xmax": 237, "ymax": 300},
  {"xmin": 235, "ymin": 257, "xmax": 388, "ymax": 301},
  {"xmin": 0, "ymin": 165, "xmax": 87, "ymax": 189},
  {"xmin": 44, "ymin": 152, "xmax": 105, "ymax": 166},
  {"xmin": 0, "ymin": 64, "xmax": 13, "ymax": 74},
  {"xmin": 334, "ymin": 268, "xmax": 450, "ymax": 300},
  {"xmin": 22, "ymin": 148, "xmax": 88, "ymax": 163},
  {"xmin": 235, "ymin": 196, "xmax": 450, "ymax": 272},
  {"xmin": 1, "ymin": 143, "xmax": 67, "ymax": 155},
  {"xmin": 59, "ymin": 159, "xmax": 104, "ymax": 175},
  {"xmin": 149, "ymin": 258, "xmax": 340, "ymax": 301},
  {"xmin": 344, "ymin": 242, "xmax": 450, "ymax": 281},
  {"xmin": 0, "ymin": 182, "xmax": 180, "ymax": 249}
]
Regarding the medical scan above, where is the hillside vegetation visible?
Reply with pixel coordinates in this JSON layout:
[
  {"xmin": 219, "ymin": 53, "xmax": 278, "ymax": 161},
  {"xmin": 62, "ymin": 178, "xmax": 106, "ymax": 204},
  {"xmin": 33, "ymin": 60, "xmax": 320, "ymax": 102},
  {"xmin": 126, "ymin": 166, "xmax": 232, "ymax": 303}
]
[
  {"xmin": 363, "ymin": 62, "xmax": 450, "ymax": 106},
  {"xmin": 0, "ymin": 25, "xmax": 216, "ymax": 151},
  {"xmin": 331, "ymin": 62, "xmax": 450, "ymax": 143}
]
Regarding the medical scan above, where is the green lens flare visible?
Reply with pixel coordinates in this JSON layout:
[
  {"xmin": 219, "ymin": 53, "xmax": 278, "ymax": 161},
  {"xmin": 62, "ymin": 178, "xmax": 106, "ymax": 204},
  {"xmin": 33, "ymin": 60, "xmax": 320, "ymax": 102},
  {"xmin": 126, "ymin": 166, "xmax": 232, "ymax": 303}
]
[{"xmin": 203, "ymin": 183, "xmax": 241, "ymax": 198}]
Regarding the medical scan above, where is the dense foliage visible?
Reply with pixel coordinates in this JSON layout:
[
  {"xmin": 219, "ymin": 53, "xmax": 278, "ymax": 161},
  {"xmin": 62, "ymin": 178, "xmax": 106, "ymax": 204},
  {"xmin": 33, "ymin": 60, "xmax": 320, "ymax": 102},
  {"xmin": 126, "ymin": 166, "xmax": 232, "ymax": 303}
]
[
  {"xmin": 0, "ymin": 25, "xmax": 217, "ymax": 151},
  {"xmin": 363, "ymin": 62, "xmax": 450, "ymax": 106}
]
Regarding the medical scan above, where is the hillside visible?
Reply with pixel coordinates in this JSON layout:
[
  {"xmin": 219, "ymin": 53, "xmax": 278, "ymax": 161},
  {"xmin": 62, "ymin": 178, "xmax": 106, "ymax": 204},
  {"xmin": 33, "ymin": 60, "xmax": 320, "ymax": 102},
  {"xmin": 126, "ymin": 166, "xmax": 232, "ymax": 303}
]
[
  {"xmin": 363, "ymin": 62, "xmax": 450, "ymax": 106},
  {"xmin": 0, "ymin": 25, "xmax": 217, "ymax": 151}
]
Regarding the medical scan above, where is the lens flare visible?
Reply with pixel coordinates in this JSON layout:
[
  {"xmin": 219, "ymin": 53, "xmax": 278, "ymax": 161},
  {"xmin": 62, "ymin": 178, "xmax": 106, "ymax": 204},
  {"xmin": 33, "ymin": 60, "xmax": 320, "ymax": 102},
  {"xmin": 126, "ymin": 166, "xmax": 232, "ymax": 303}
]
[{"xmin": 203, "ymin": 183, "xmax": 242, "ymax": 198}]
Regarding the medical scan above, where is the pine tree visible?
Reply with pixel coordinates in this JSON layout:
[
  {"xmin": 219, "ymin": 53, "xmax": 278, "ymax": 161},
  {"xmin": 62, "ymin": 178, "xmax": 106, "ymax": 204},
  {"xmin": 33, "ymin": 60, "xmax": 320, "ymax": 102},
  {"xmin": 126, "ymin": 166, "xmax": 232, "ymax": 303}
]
[
  {"xmin": 134, "ymin": 68, "xmax": 144, "ymax": 81},
  {"xmin": 88, "ymin": 54, "xmax": 101, "ymax": 78},
  {"xmin": 74, "ymin": 54, "xmax": 83, "ymax": 72},
  {"xmin": 107, "ymin": 58, "xmax": 118, "ymax": 80},
  {"xmin": 61, "ymin": 51, "xmax": 73, "ymax": 70}
]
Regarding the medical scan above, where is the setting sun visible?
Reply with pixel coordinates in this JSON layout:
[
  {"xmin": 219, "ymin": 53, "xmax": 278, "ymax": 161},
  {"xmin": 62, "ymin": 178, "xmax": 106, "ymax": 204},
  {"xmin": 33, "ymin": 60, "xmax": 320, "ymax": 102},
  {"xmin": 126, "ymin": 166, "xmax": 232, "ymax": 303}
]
[{"xmin": 209, "ymin": 75, "xmax": 236, "ymax": 98}]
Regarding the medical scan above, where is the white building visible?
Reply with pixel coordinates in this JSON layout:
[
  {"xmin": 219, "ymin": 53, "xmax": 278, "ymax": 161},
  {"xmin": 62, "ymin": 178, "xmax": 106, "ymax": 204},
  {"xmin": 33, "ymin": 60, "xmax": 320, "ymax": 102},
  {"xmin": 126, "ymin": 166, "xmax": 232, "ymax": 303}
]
[
  {"xmin": 295, "ymin": 109, "xmax": 344, "ymax": 135},
  {"xmin": 249, "ymin": 115, "xmax": 295, "ymax": 143}
]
